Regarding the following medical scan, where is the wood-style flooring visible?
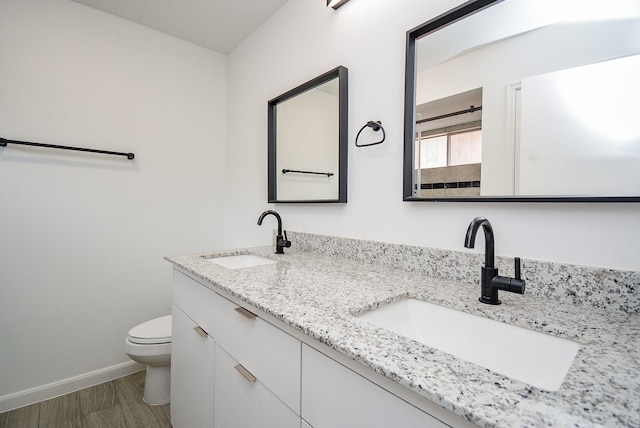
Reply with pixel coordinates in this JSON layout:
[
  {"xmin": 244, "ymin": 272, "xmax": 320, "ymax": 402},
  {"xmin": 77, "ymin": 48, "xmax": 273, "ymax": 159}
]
[{"xmin": 0, "ymin": 371, "xmax": 171, "ymax": 428}]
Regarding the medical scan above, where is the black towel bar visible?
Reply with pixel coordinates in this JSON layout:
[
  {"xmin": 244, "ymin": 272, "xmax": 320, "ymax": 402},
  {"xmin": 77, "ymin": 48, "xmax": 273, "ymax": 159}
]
[
  {"xmin": 282, "ymin": 169, "xmax": 333, "ymax": 177},
  {"xmin": 0, "ymin": 137, "xmax": 135, "ymax": 160}
]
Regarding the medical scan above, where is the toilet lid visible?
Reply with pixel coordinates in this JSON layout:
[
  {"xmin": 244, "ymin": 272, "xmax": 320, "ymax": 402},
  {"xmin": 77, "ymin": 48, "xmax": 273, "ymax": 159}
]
[{"xmin": 128, "ymin": 315, "xmax": 172, "ymax": 344}]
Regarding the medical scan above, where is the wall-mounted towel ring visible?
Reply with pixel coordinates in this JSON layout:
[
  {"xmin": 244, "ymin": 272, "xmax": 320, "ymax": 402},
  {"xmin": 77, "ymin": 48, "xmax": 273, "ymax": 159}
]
[{"xmin": 355, "ymin": 121, "xmax": 385, "ymax": 147}]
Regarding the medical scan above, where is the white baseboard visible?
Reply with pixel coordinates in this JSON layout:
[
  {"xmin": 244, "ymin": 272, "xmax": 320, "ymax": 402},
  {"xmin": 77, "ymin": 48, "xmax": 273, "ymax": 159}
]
[{"xmin": 0, "ymin": 361, "xmax": 145, "ymax": 413}]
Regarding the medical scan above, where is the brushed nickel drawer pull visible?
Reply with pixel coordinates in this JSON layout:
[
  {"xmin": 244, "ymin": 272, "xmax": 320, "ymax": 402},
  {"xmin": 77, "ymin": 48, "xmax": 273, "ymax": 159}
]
[
  {"xmin": 234, "ymin": 364, "xmax": 257, "ymax": 382},
  {"xmin": 193, "ymin": 325, "xmax": 208, "ymax": 337},
  {"xmin": 234, "ymin": 307, "xmax": 257, "ymax": 320}
]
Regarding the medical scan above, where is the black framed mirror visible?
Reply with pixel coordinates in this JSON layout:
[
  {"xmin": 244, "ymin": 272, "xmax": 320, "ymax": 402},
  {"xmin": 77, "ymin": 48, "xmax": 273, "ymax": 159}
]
[
  {"xmin": 268, "ymin": 66, "xmax": 348, "ymax": 203},
  {"xmin": 403, "ymin": 0, "xmax": 640, "ymax": 202}
]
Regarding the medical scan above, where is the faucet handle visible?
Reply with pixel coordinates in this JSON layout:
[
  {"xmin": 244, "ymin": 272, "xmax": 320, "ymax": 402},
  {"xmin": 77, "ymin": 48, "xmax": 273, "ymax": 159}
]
[
  {"xmin": 280, "ymin": 231, "xmax": 292, "ymax": 248},
  {"xmin": 487, "ymin": 256, "xmax": 526, "ymax": 302}
]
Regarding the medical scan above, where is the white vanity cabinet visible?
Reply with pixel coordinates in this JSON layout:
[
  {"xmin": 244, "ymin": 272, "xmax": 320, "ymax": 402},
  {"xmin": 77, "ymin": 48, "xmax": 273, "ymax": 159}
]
[
  {"xmin": 210, "ymin": 286, "xmax": 301, "ymax": 428},
  {"xmin": 172, "ymin": 270, "xmax": 301, "ymax": 428},
  {"xmin": 170, "ymin": 305, "xmax": 215, "ymax": 428},
  {"xmin": 205, "ymin": 284, "xmax": 301, "ymax": 414},
  {"xmin": 301, "ymin": 345, "xmax": 449, "ymax": 428},
  {"xmin": 172, "ymin": 269, "xmax": 463, "ymax": 428},
  {"xmin": 214, "ymin": 343, "xmax": 299, "ymax": 428}
]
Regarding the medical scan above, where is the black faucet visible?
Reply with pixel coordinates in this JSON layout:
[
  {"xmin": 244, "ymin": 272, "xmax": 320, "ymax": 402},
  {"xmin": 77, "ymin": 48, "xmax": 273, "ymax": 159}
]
[
  {"xmin": 257, "ymin": 210, "xmax": 291, "ymax": 254},
  {"xmin": 464, "ymin": 217, "xmax": 525, "ymax": 305}
]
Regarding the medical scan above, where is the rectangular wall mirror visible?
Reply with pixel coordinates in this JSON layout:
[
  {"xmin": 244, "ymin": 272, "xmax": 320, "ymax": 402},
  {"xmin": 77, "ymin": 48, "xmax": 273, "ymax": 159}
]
[
  {"xmin": 268, "ymin": 66, "xmax": 348, "ymax": 203},
  {"xmin": 403, "ymin": 0, "xmax": 640, "ymax": 202}
]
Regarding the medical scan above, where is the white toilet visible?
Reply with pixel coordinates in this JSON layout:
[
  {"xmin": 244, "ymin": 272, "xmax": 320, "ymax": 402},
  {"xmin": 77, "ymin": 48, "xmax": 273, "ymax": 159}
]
[{"xmin": 125, "ymin": 315, "xmax": 172, "ymax": 405}]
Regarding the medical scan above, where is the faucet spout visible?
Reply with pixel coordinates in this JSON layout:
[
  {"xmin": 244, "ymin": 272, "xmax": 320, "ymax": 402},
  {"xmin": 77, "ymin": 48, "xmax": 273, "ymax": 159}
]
[
  {"xmin": 464, "ymin": 216, "xmax": 495, "ymax": 269},
  {"xmin": 257, "ymin": 210, "xmax": 291, "ymax": 254},
  {"xmin": 257, "ymin": 210, "xmax": 282, "ymax": 235}
]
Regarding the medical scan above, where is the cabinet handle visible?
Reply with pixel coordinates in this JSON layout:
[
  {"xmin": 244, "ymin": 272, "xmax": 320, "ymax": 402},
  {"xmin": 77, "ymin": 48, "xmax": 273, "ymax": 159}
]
[
  {"xmin": 234, "ymin": 364, "xmax": 257, "ymax": 383},
  {"xmin": 193, "ymin": 325, "xmax": 208, "ymax": 337},
  {"xmin": 234, "ymin": 307, "xmax": 257, "ymax": 320}
]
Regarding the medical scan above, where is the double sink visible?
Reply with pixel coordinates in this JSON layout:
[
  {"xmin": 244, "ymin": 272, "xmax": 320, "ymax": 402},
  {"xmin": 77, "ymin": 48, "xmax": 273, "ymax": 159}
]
[{"xmin": 204, "ymin": 253, "xmax": 579, "ymax": 391}]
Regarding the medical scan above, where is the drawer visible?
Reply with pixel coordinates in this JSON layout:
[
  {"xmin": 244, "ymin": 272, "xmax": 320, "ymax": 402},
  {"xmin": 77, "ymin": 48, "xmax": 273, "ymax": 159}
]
[
  {"xmin": 214, "ymin": 343, "xmax": 300, "ymax": 428},
  {"xmin": 209, "ymin": 289, "xmax": 301, "ymax": 414},
  {"xmin": 302, "ymin": 345, "xmax": 448, "ymax": 428},
  {"xmin": 173, "ymin": 269, "xmax": 301, "ymax": 413},
  {"xmin": 173, "ymin": 270, "xmax": 221, "ymax": 334}
]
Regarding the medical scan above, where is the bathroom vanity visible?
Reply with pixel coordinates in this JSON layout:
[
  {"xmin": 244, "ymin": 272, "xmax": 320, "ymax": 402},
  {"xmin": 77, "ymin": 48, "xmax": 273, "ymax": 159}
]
[{"xmin": 166, "ymin": 235, "xmax": 639, "ymax": 428}]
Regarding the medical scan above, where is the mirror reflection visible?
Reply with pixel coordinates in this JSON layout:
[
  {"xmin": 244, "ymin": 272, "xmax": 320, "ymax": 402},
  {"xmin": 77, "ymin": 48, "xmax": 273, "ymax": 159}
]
[
  {"xmin": 415, "ymin": 87, "xmax": 483, "ymax": 197},
  {"xmin": 404, "ymin": 0, "xmax": 640, "ymax": 201},
  {"xmin": 268, "ymin": 66, "xmax": 348, "ymax": 203}
]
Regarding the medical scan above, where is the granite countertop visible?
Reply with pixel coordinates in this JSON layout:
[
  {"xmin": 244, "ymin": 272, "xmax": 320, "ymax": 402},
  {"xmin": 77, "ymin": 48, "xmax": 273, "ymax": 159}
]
[{"xmin": 165, "ymin": 246, "xmax": 640, "ymax": 428}]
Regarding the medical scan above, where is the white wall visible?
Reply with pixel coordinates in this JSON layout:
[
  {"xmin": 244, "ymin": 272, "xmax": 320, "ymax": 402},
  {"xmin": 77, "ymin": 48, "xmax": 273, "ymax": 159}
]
[
  {"xmin": 0, "ymin": 0, "xmax": 226, "ymax": 407},
  {"xmin": 225, "ymin": 0, "xmax": 640, "ymax": 271}
]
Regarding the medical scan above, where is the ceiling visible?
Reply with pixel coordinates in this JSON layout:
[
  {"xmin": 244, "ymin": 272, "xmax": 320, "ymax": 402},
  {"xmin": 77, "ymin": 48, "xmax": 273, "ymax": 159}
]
[{"xmin": 70, "ymin": 0, "xmax": 289, "ymax": 54}]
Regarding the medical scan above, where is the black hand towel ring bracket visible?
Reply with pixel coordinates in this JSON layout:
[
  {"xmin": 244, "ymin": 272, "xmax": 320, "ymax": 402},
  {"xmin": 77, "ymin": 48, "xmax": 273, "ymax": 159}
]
[{"xmin": 355, "ymin": 121, "xmax": 385, "ymax": 147}]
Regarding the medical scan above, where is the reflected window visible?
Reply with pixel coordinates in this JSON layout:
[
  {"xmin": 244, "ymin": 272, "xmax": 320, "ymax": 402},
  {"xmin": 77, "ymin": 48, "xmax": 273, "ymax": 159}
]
[
  {"xmin": 416, "ymin": 129, "xmax": 482, "ymax": 169},
  {"xmin": 413, "ymin": 87, "xmax": 483, "ymax": 197}
]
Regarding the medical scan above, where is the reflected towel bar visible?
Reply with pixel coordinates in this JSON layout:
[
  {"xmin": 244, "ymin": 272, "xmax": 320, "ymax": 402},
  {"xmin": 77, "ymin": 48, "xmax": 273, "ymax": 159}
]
[
  {"xmin": 0, "ymin": 137, "xmax": 135, "ymax": 160},
  {"xmin": 417, "ymin": 105, "xmax": 482, "ymax": 124},
  {"xmin": 282, "ymin": 169, "xmax": 333, "ymax": 177}
]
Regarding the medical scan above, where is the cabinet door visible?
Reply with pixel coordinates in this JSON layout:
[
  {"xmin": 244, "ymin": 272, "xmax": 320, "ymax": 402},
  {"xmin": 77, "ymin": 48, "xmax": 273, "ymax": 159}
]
[
  {"xmin": 302, "ymin": 345, "xmax": 448, "ymax": 428},
  {"xmin": 171, "ymin": 305, "xmax": 215, "ymax": 428},
  {"xmin": 214, "ymin": 344, "xmax": 299, "ymax": 428}
]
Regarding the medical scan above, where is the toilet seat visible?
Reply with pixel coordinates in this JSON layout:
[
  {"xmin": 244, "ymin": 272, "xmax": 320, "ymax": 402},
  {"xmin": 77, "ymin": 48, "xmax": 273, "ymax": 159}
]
[{"xmin": 128, "ymin": 315, "xmax": 172, "ymax": 344}]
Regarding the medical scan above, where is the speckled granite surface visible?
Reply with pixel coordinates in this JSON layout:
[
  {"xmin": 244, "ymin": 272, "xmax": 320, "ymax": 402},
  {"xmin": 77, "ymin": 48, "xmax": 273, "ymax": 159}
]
[
  {"xmin": 165, "ymin": 234, "xmax": 639, "ymax": 428},
  {"xmin": 289, "ymin": 231, "xmax": 640, "ymax": 314}
]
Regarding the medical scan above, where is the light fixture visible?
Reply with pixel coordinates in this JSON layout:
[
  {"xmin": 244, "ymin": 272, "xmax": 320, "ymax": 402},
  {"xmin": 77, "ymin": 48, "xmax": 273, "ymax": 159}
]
[{"xmin": 327, "ymin": 0, "xmax": 350, "ymax": 10}]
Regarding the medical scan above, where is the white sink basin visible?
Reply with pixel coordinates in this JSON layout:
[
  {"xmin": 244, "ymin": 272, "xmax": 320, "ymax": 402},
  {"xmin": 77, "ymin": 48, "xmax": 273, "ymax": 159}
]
[
  {"xmin": 204, "ymin": 254, "xmax": 276, "ymax": 269},
  {"xmin": 356, "ymin": 298, "xmax": 579, "ymax": 391}
]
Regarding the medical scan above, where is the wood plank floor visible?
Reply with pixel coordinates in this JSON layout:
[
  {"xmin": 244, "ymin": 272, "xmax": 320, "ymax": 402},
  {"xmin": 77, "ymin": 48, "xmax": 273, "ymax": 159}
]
[{"xmin": 0, "ymin": 371, "xmax": 171, "ymax": 428}]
